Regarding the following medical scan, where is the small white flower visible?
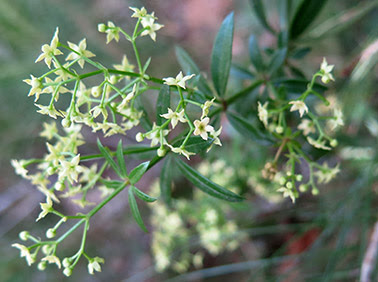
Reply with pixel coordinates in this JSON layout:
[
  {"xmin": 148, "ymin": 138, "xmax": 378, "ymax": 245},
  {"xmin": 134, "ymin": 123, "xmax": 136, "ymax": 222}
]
[
  {"xmin": 140, "ymin": 14, "xmax": 164, "ymax": 41},
  {"xmin": 11, "ymin": 159, "xmax": 29, "ymax": 178},
  {"xmin": 289, "ymin": 100, "xmax": 308, "ymax": 117},
  {"xmin": 298, "ymin": 119, "xmax": 316, "ymax": 136},
  {"xmin": 307, "ymin": 137, "xmax": 331, "ymax": 150},
  {"xmin": 34, "ymin": 104, "xmax": 63, "ymax": 119},
  {"xmin": 320, "ymin": 57, "xmax": 335, "ymax": 84},
  {"xmin": 257, "ymin": 101, "xmax": 269, "ymax": 127},
  {"xmin": 160, "ymin": 108, "xmax": 187, "ymax": 128},
  {"xmin": 113, "ymin": 55, "xmax": 135, "ymax": 73},
  {"xmin": 42, "ymin": 255, "xmax": 61, "ymax": 269},
  {"xmin": 23, "ymin": 75, "xmax": 43, "ymax": 100},
  {"xmin": 145, "ymin": 123, "xmax": 169, "ymax": 147},
  {"xmin": 327, "ymin": 108, "xmax": 344, "ymax": 131},
  {"xmin": 66, "ymin": 38, "xmax": 96, "ymax": 68},
  {"xmin": 167, "ymin": 144, "xmax": 195, "ymax": 160},
  {"xmin": 129, "ymin": 7, "xmax": 148, "ymax": 19},
  {"xmin": 315, "ymin": 163, "xmax": 340, "ymax": 184},
  {"xmin": 58, "ymin": 154, "xmax": 83, "ymax": 184},
  {"xmin": 87, "ymin": 257, "xmax": 104, "ymax": 275},
  {"xmin": 193, "ymin": 117, "xmax": 214, "ymax": 140},
  {"xmin": 207, "ymin": 126, "xmax": 222, "ymax": 152},
  {"xmin": 163, "ymin": 71, "xmax": 195, "ymax": 89},
  {"xmin": 36, "ymin": 197, "xmax": 53, "ymax": 221},
  {"xmin": 103, "ymin": 21, "xmax": 120, "ymax": 44},
  {"xmin": 12, "ymin": 244, "xmax": 35, "ymax": 266},
  {"xmin": 35, "ymin": 27, "xmax": 63, "ymax": 68}
]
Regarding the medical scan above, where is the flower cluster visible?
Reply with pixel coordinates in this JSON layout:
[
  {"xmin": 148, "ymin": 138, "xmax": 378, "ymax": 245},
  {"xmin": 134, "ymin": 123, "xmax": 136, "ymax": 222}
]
[
  {"xmin": 150, "ymin": 160, "xmax": 246, "ymax": 273},
  {"xmin": 257, "ymin": 58, "xmax": 343, "ymax": 201}
]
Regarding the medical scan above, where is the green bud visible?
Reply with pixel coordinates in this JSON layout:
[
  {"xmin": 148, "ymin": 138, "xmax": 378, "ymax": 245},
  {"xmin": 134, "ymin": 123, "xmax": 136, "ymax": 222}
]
[
  {"xmin": 98, "ymin": 23, "xmax": 106, "ymax": 33},
  {"xmin": 279, "ymin": 177, "xmax": 286, "ymax": 186},
  {"xmin": 275, "ymin": 126, "xmax": 284, "ymax": 134},
  {"xmin": 312, "ymin": 187, "xmax": 319, "ymax": 195},
  {"xmin": 19, "ymin": 231, "xmax": 29, "ymax": 241},
  {"xmin": 299, "ymin": 184, "xmax": 308, "ymax": 192},
  {"xmin": 55, "ymin": 182, "xmax": 65, "ymax": 191},
  {"xmin": 91, "ymin": 86, "xmax": 102, "ymax": 98},
  {"xmin": 296, "ymin": 174, "xmax": 303, "ymax": 181},
  {"xmin": 42, "ymin": 245, "xmax": 52, "ymax": 255},
  {"xmin": 63, "ymin": 268, "xmax": 73, "ymax": 277},
  {"xmin": 330, "ymin": 139, "xmax": 338, "ymax": 147},
  {"xmin": 61, "ymin": 118, "xmax": 71, "ymax": 128},
  {"xmin": 38, "ymin": 261, "xmax": 47, "ymax": 271},
  {"xmin": 157, "ymin": 147, "xmax": 166, "ymax": 157},
  {"xmin": 46, "ymin": 228, "xmax": 56, "ymax": 239},
  {"xmin": 136, "ymin": 132, "xmax": 144, "ymax": 142},
  {"xmin": 285, "ymin": 182, "xmax": 293, "ymax": 189},
  {"xmin": 63, "ymin": 257, "xmax": 72, "ymax": 268}
]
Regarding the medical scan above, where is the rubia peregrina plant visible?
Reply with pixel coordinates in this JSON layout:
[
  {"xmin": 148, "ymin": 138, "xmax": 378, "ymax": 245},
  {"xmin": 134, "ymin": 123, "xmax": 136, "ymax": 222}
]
[{"xmin": 12, "ymin": 2, "xmax": 344, "ymax": 277}]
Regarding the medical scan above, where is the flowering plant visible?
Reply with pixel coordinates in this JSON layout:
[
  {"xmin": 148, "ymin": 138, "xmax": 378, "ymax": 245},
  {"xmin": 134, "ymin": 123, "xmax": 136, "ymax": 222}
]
[{"xmin": 11, "ymin": 3, "xmax": 346, "ymax": 277}]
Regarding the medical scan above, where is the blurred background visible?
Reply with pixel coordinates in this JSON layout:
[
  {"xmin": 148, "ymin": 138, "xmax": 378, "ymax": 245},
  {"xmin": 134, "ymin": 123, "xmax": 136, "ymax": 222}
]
[{"xmin": 1, "ymin": 0, "xmax": 377, "ymax": 281}]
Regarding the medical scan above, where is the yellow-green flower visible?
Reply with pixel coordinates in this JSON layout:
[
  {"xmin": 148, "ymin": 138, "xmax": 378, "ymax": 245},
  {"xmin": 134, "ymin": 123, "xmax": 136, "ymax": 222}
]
[
  {"xmin": 163, "ymin": 72, "xmax": 195, "ymax": 89},
  {"xmin": 66, "ymin": 38, "xmax": 96, "ymax": 68},
  {"xmin": 35, "ymin": 27, "xmax": 63, "ymax": 68}
]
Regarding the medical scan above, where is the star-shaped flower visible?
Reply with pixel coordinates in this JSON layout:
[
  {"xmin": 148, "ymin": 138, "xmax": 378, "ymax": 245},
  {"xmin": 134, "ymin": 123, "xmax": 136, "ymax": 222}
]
[
  {"xmin": 66, "ymin": 38, "xmax": 96, "ymax": 68},
  {"xmin": 11, "ymin": 159, "xmax": 29, "ymax": 179},
  {"xmin": 160, "ymin": 108, "xmax": 187, "ymax": 128},
  {"xmin": 145, "ymin": 123, "xmax": 169, "ymax": 147},
  {"xmin": 298, "ymin": 119, "xmax": 316, "ymax": 136},
  {"xmin": 129, "ymin": 7, "xmax": 148, "ymax": 19},
  {"xmin": 163, "ymin": 72, "xmax": 195, "ymax": 89},
  {"xmin": 35, "ymin": 104, "xmax": 63, "ymax": 119},
  {"xmin": 87, "ymin": 257, "xmax": 105, "ymax": 275},
  {"xmin": 193, "ymin": 117, "xmax": 214, "ymax": 140},
  {"xmin": 12, "ymin": 244, "xmax": 35, "ymax": 266},
  {"xmin": 58, "ymin": 154, "xmax": 83, "ymax": 184},
  {"xmin": 99, "ymin": 21, "xmax": 120, "ymax": 44},
  {"xmin": 37, "ymin": 197, "xmax": 53, "ymax": 221},
  {"xmin": 201, "ymin": 98, "xmax": 215, "ymax": 119},
  {"xmin": 35, "ymin": 27, "xmax": 63, "ymax": 68},
  {"xmin": 320, "ymin": 57, "xmax": 335, "ymax": 84},
  {"xmin": 23, "ymin": 75, "xmax": 44, "ymax": 100},
  {"xmin": 140, "ymin": 14, "xmax": 163, "ymax": 41},
  {"xmin": 167, "ymin": 144, "xmax": 195, "ymax": 160},
  {"xmin": 42, "ymin": 255, "xmax": 61, "ymax": 269},
  {"xmin": 289, "ymin": 100, "xmax": 308, "ymax": 118},
  {"xmin": 327, "ymin": 108, "xmax": 344, "ymax": 131},
  {"xmin": 307, "ymin": 137, "xmax": 331, "ymax": 150}
]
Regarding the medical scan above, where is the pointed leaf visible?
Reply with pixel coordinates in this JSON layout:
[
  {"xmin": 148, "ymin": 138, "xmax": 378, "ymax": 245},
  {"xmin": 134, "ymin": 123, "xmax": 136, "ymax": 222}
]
[
  {"xmin": 172, "ymin": 136, "xmax": 214, "ymax": 154},
  {"xmin": 249, "ymin": 36, "xmax": 264, "ymax": 72},
  {"xmin": 160, "ymin": 155, "xmax": 172, "ymax": 205},
  {"xmin": 289, "ymin": 0, "xmax": 328, "ymax": 40},
  {"xmin": 128, "ymin": 188, "xmax": 148, "ymax": 232},
  {"xmin": 132, "ymin": 186, "xmax": 157, "ymax": 202},
  {"xmin": 249, "ymin": 0, "xmax": 275, "ymax": 33},
  {"xmin": 156, "ymin": 85, "xmax": 170, "ymax": 126},
  {"xmin": 268, "ymin": 48, "xmax": 287, "ymax": 76},
  {"xmin": 273, "ymin": 78, "xmax": 327, "ymax": 95},
  {"xmin": 227, "ymin": 112, "xmax": 274, "ymax": 145},
  {"xmin": 129, "ymin": 161, "xmax": 150, "ymax": 185},
  {"xmin": 116, "ymin": 140, "xmax": 127, "ymax": 177},
  {"xmin": 175, "ymin": 157, "xmax": 244, "ymax": 202},
  {"xmin": 97, "ymin": 139, "xmax": 123, "ymax": 178},
  {"xmin": 175, "ymin": 46, "xmax": 213, "ymax": 98},
  {"xmin": 211, "ymin": 12, "xmax": 234, "ymax": 97}
]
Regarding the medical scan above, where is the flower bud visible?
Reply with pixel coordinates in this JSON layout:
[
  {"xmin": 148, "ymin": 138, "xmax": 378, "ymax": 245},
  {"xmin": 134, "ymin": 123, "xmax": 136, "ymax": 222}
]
[
  {"xmin": 19, "ymin": 231, "xmax": 29, "ymax": 241},
  {"xmin": 330, "ymin": 139, "xmax": 338, "ymax": 147},
  {"xmin": 157, "ymin": 147, "xmax": 166, "ymax": 157},
  {"xmin": 285, "ymin": 182, "xmax": 293, "ymax": 189},
  {"xmin": 275, "ymin": 126, "xmax": 284, "ymax": 134},
  {"xmin": 311, "ymin": 187, "xmax": 319, "ymax": 195},
  {"xmin": 63, "ymin": 258, "xmax": 72, "ymax": 268},
  {"xmin": 46, "ymin": 228, "xmax": 56, "ymax": 239},
  {"xmin": 299, "ymin": 184, "xmax": 308, "ymax": 192},
  {"xmin": 279, "ymin": 177, "xmax": 286, "ymax": 186},
  {"xmin": 91, "ymin": 86, "xmax": 102, "ymax": 98},
  {"xmin": 98, "ymin": 23, "xmax": 106, "ymax": 33},
  {"xmin": 63, "ymin": 268, "xmax": 73, "ymax": 277},
  {"xmin": 136, "ymin": 132, "xmax": 144, "ymax": 142},
  {"xmin": 55, "ymin": 182, "xmax": 65, "ymax": 191},
  {"xmin": 38, "ymin": 261, "xmax": 47, "ymax": 271},
  {"xmin": 61, "ymin": 118, "xmax": 71, "ymax": 128},
  {"xmin": 295, "ymin": 174, "xmax": 303, "ymax": 181},
  {"xmin": 109, "ymin": 75, "xmax": 118, "ymax": 85}
]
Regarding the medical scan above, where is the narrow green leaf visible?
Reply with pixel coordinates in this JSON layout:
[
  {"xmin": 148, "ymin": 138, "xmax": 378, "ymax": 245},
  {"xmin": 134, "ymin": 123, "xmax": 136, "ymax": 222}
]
[
  {"xmin": 143, "ymin": 57, "xmax": 152, "ymax": 73},
  {"xmin": 156, "ymin": 85, "xmax": 170, "ymax": 126},
  {"xmin": 291, "ymin": 47, "xmax": 311, "ymax": 60},
  {"xmin": 175, "ymin": 46, "xmax": 213, "ymax": 98},
  {"xmin": 273, "ymin": 78, "xmax": 327, "ymax": 95},
  {"xmin": 249, "ymin": 0, "xmax": 275, "ymax": 33},
  {"xmin": 289, "ymin": 0, "xmax": 328, "ymax": 40},
  {"xmin": 268, "ymin": 48, "xmax": 287, "ymax": 76},
  {"xmin": 227, "ymin": 112, "xmax": 274, "ymax": 145},
  {"xmin": 172, "ymin": 136, "xmax": 214, "ymax": 154},
  {"xmin": 279, "ymin": 0, "xmax": 291, "ymax": 31},
  {"xmin": 249, "ymin": 36, "xmax": 264, "ymax": 72},
  {"xmin": 128, "ymin": 188, "xmax": 148, "ymax": 232},
  {"xmin": 231, "ymin": 64, "xmax": 255, "ymax": 80},
  {"xmin": 100, "ymin": 179, "xmax": 124, "ymax": 189},
  {"xmin": 129, "ymin": 161, "xmax": 150, "ymax": 185},
  {"xmin": 160, "ymin": 155, "xmax": 172, "ymax": 205},
  {"xmin": 116, "ymin": 140, "xmax": 127, "ymax": 177},
  {"xmin": 132, "ymin": 185, "xmax": 157, "ymax": 203},
  {"xmin": 175, "ymin": 157, "xmax": 244, "ymax": 202},
  {"xmin": 97, "ymin": 139, "xmax": 123, "ymax": 178},
  {"xmin": 211, "ymin": 12, "xmax": 234, "ymax": 97}
]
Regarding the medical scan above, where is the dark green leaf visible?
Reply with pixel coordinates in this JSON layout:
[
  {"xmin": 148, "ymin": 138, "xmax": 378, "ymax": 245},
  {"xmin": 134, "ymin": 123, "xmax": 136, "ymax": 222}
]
[
  {"xmin": 116, "ymin": 140, "xmax": 127, "ymax": 177},
  {"xmin": 231, "ymin": 64, "xmax": 255, "ymax": 80},
  {"xmin": 143, "ymin": 57, "xmax": 151, "ymax": 73},
  {"xmin": 175, "ymin": 46, "xmax": 213, "ymax": 98},
  {"xmin": 289, "ymin": 0, "xmax": 328, "ymax": 40},
  {"xmin": 268, "ymin": 48, "xmax": 287, "ymax": 76},
  {"xmin": 249, "ymin": 35, "xmax": 264, "ymax": 72},
  {"xmin": 156, "ymin": 85, "xmax": 170, "ymax": 126},
  {"xmin": 171, "ymin": 136, "xmax": 214, "ymax": 154},
  {"xmin": 291, "ymin": 47, "xmax": 311, "ymax": 59},
  {"xmin": 160, "ymin": 155, "xmax": 172, "ymax": 205},
  {"xmin": 279, "ymin": 0, "xmax": 291, "ymax": 31},
  {"xmin": 100, "ymin": 178, "xmax": 124, "ymax": 189},
  {"xmin": 97, "ymin": 139, "xmax": 123, "ymax": 178},
  {"xmin": 132, "ymin": 185, "xmax": 157, "ymax": 202},
  {"xmin": 273, "ymin": 78, "xmax": 327, "ymax": 95},
  {"xmin": 211, "ymin": 12, "xmax": 234, "ymax": 97},
  {"xmin": 129, "ymin": 161, "xmax": 150, "ymax": 185},
  {"xmin": 175, "ymin": 157, "xmax": 244, "ymax": 202},
  {"xmin": 249, "ymin": 0, "xmax": 275, "ymax": 33},
  {"xmin": 122, "ymin": 145, "xmax": 158, "ymax": 155},
  {"xmin": 227, "ymin": 112, "xmax": 274, "ymax": 145},
  {"xmin": 128, "ymin": 188, "xmax": 148, "ymax": 232}
]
